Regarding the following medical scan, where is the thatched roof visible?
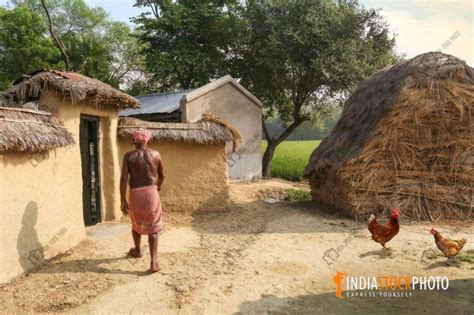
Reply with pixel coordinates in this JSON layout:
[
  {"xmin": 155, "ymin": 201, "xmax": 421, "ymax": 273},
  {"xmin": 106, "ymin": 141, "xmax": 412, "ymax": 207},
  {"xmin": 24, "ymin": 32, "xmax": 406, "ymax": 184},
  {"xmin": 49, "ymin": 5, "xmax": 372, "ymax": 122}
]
[
  {"xmin": 304, "ymin": 52, "xmax": 474, "ymax": 221},
  {"xmin": 118, "ymin": 114, "xmax": 242, "ymax": 151},
  {"xmin": 0, "ymin": 107, "xmax": 75, "ymax": 153},
  {"xmin": 0, "ymin": 70, "xmax": 139, "ymax": 109}
]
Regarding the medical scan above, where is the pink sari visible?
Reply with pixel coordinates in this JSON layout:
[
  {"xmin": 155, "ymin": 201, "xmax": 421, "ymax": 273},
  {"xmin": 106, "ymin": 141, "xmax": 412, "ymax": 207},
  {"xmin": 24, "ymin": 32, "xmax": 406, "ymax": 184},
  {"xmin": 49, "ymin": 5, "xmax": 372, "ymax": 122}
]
[{"xmin": 129, "ymin": 185, "xmax": 163, "ymax": 235}]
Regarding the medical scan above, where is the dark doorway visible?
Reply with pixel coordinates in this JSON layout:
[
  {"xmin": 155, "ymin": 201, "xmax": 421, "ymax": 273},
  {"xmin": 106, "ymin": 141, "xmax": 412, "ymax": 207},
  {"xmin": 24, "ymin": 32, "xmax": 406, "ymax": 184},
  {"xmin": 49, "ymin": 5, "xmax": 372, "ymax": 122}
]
[{"xmin": 80, "ymin": 115, "xmax": 101, "ymax": 226}]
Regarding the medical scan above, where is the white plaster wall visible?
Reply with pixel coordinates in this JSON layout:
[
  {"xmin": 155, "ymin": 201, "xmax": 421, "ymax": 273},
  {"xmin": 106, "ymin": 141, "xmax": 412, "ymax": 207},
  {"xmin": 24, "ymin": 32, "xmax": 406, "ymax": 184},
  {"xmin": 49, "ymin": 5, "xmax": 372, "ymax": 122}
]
[{"xmin": 183, "ymin": 83, "xmax": 262, "ymax": 180}]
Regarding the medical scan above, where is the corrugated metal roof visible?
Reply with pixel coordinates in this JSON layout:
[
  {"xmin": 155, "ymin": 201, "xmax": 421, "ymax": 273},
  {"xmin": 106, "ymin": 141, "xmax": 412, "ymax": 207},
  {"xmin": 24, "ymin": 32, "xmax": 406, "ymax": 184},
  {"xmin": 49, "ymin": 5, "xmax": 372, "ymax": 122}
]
[{"xmin": 120, "ymin": 90, "xmax": 193, "ymax": 116}]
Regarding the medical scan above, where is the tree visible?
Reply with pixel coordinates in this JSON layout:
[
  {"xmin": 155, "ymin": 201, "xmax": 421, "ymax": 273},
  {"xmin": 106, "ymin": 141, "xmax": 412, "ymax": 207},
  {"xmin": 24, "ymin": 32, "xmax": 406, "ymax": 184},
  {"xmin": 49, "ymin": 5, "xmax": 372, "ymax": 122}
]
[
  {"xmin": 132, "ymin": 0, "xmax": 241, "ymax": 91},
  {"xmin": 63, "ymin": 32, "xmax": 113, "ymax": 83},
  {"xmin": 125, "ymin": 79, "xmax": 149, "ymax": 96},
  {"xmin": 265, "ymin": 106, "xmax": 342, "ymax": 140},
  {"xmin": 40, "ymin": 0, "xmax": 70, "ymax": 69},
  {"xmin": 232, "ymin": 0, "xmax": 398, "ymax": 176},
  {"xmin": 36, "ymin": 0, "xmax": 115, "ymax": 83},
  {"xmin": 0, "ymin": 4, "xmax": 61, "ymax": 89},
  {"xmin": 4, "ymin": 0, "xmax": 143, "ymax": 88},
  {"xmin": 104, "ymin": 21, "xmax": 146, "ymax": 88}
]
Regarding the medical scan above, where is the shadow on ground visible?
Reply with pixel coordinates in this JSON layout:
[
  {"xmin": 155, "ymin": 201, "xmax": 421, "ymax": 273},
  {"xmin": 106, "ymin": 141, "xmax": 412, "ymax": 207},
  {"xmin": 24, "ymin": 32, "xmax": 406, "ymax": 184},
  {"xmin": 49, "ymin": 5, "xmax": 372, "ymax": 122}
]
[
  {"xmin": 424, "ymin": 261, "xmax": 462, "ymax": 270},
  {"xmin": 236, "ymin": 278, "xmax": 474, "ymax": 314},
  {"xmin": 34, "ymin": 255, "xmax": 150, "ymax": 276},
  {"xmin": 359, "ymin": 249, "xmax": 394, "ymax": 259},
  {"xmin": 191, "ymin": 197, "xmax": 363, "ymax": 235}
]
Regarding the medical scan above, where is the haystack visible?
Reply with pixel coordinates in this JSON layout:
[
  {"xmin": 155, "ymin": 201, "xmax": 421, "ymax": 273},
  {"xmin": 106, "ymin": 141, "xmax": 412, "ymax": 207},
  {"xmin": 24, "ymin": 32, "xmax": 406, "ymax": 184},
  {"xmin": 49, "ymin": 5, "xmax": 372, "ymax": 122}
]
[
  {"xmin": 0, "ymin": 107, "xmax": 75, "ymax": 152},
  {"xmin": 117, "ymin": 114, "xmax": 242, "ymax": 151},
  {"xmin": 0, "ymin": 69, "xmax": 139, "ymax": 108},
  {"xmin": 304, "ymin": 52, "xmax": 473, "ymax": 221}
]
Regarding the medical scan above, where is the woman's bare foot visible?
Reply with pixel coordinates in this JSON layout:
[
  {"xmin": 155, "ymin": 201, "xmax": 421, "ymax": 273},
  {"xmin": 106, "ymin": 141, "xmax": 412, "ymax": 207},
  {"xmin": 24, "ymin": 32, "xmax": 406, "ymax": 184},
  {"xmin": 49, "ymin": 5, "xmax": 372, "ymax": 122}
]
[
  {"xmin": 148, "ymin": 262, "xmax": 160, "ymax": 273},
  {"xmin": 128, "ymin": 247, "xmax": 142, "ymax": 258}
]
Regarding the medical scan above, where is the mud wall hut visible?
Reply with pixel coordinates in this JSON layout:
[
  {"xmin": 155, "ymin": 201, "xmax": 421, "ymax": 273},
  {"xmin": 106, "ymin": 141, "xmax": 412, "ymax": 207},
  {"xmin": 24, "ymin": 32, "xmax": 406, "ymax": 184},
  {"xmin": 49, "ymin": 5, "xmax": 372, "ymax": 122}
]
[
  {"xmin": 0, "ymin": 107, "xmax": 77, "ymax": 282},
  {"xmin": 304, "ymin": 52, "xmax": 473, "ymax": 221},
  {"xmin": 0, "ymin": 70, "xmax": 139, "ymax": 283},
  {"xmin": 117, "ymin": 115, "xmax": 241, "ymax": 212}
]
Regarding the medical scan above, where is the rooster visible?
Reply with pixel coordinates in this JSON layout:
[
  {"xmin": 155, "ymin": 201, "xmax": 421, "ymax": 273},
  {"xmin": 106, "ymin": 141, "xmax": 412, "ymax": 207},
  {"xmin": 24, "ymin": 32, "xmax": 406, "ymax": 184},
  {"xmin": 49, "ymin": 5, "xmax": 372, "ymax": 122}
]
[
  {"xmin": 430, "ymin": 228, "xmax": 466, "ymax": 263},
  {"xmin": 368, "ymin": 208, "xmax": 400, "ymax": 250}
]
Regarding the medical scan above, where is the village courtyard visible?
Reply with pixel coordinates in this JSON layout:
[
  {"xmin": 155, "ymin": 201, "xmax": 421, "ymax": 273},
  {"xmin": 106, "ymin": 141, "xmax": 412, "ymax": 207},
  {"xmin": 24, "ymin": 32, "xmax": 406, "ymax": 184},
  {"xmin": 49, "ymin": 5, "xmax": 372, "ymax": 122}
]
[
  {"xmin": 0, "ymin": 0, "xmax": 473, "ymax": 313},
  {"xmin": 0, "ymin": 179, "xmax": 472, "ymax": 314}
]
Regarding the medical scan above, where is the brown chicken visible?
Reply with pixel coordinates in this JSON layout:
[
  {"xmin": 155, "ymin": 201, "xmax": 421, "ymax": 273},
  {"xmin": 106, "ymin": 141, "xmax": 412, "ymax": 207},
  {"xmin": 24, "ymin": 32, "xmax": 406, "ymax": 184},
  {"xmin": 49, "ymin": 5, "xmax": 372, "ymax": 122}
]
[
  {"xmin": 368, "ymin": 208, "xmax": 400, "ymax": 249},
  {"xmin": 430, "ymin": 228, "xmax": 466, "ymax": 262}
]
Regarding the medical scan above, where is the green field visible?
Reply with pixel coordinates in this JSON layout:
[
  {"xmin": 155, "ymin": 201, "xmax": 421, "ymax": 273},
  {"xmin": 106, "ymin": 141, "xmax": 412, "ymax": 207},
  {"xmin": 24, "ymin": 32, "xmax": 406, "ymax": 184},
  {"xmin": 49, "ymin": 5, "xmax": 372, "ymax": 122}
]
[{"xmin": 262, "ymin": 140, "xmax": 320, "ymax": 181}]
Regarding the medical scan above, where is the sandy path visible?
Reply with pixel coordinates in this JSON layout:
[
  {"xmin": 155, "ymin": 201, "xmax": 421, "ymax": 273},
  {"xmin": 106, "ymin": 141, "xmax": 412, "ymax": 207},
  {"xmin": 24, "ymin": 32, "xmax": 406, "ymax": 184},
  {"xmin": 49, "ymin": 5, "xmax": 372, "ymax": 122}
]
[{"xmin": 1, "ymin": 179, "xmax": 473, "ymax": 314}]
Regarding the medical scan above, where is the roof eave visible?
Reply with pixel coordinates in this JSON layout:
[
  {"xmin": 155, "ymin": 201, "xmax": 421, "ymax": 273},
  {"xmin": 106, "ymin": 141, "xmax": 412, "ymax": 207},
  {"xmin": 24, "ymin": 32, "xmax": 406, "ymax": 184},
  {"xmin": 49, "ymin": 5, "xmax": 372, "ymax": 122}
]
[{"xmin": 183, "ymin": 75, "xmax": 263, "ymax": 108}]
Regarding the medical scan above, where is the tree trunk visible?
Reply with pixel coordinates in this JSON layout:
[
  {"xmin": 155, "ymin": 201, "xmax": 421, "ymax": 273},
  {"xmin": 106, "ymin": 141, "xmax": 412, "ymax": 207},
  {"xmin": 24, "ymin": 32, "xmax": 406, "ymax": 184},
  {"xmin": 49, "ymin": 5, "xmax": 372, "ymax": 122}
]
[
  {"xmin": 262, "ymin": 140, "xmax": 276, "ymax": 177},
  {"xmin": 262, "ymin": 116, "xmax": 303, "ymax": 177}
]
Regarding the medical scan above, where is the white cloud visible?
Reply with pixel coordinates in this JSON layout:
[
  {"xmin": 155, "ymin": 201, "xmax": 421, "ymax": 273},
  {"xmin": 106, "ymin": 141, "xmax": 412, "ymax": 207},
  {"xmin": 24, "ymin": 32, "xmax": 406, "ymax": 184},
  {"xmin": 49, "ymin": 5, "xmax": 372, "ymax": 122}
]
[{"xmin": 371, "ymin": 1, "xmax": 474, "ymax": 64}]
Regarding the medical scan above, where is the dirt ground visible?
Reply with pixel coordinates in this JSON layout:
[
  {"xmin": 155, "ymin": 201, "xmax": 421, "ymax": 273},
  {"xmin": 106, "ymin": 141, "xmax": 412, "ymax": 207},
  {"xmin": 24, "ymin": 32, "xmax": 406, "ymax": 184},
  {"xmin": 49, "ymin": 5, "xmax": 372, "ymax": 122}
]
[{"xmin": 1, "ymin": 179, "xmax": 473, "ymax": 314}]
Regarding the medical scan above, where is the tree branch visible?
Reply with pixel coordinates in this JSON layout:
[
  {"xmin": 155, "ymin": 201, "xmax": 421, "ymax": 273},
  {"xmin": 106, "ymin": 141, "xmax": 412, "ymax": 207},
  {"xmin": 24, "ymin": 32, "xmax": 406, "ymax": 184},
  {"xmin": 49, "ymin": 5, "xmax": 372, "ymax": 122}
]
[
  {"xmin": 41, "ymin": 0, "xmax": 70, "ymax": 70},
  {"xmin": 146, "ymin": 0, "xmax": 160, "ymax": 19},
  {"xmin": 273, "ymin": 100, "xmax": 307, "ymax": 146},
  {"xmin": 274, "ymin": 118, "xmax": 303, "ymax": 145},
  {"xmin": 262, "ymin": 115, "xmax": 272, "ymax": 142}
]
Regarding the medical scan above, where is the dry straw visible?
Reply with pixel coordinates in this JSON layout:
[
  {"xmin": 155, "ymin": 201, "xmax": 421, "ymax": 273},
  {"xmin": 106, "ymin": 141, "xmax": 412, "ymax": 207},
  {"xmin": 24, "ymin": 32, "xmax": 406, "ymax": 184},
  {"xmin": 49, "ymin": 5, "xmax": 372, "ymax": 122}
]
[
  {"xmin": 0, "ymin": 107, "xmax": 75, "ymax": 153},
  {"xmin": 304, "ymin": 52, "xmax": 473, "ymax": 221},
  {"xmin": 0, "ymin": 70, "xmax": 139, "ymax": 108},
  {"xmin": 117, "ymin": 114, "xmax": 242, "ymax": 151}
]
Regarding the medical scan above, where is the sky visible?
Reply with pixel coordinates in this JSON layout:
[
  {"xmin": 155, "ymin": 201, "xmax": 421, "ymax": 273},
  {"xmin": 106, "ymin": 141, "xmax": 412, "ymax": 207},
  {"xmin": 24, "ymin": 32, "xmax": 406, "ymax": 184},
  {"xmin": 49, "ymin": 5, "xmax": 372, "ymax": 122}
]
[{"xmin": 1, "ymin": 0, "xmax": 473, "ymax": 65}]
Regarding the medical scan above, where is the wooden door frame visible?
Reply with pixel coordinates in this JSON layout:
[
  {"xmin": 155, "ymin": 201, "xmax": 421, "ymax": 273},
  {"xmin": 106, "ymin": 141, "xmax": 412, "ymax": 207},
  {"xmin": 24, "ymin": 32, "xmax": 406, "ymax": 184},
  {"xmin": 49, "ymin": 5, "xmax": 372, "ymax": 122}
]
[{"xmin": 80, "ymin": 114, "xmax": 102, "ymax": 226}]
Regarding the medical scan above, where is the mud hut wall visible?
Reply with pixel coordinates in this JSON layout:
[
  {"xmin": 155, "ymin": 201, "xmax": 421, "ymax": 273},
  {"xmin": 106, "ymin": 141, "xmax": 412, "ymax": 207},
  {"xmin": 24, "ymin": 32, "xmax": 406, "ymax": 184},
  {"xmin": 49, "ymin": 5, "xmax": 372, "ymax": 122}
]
[
  {"xmin": 118, "ymin": 138, "xmax": 230, "ymax": 213},
  {"xmin": 0, "ymin": 97, "xmax": 86, "ymax": 283},
  {"xmin": 0, "ymin": 147, "xmax": 84, "ymax": 283},
  {"xmin": 39, "ymin": 91, "xmax": 122, "ymax": 221},
  {"xmin": 0, "ymin": 91, "xmax": 124, "ymax": 283}
]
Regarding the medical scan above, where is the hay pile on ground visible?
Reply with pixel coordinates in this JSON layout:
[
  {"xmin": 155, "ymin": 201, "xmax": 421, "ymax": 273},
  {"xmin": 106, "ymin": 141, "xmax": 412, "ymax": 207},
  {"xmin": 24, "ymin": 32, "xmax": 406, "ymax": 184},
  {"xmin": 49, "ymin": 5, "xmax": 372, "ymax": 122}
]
[
  {"xmin": 0, "ymin": 107, "xmax": 75, "ymax": 152},
  {"xmin": 0, "ymin": 70, "xmax": 139, "ymax": 108},
  {"xmin": 304, "ymin": 52, "xmax": 473, "ymax": 221},
  {"xmin": 118, "ymin": 114, "xmax": 241, "ymax": 151}
]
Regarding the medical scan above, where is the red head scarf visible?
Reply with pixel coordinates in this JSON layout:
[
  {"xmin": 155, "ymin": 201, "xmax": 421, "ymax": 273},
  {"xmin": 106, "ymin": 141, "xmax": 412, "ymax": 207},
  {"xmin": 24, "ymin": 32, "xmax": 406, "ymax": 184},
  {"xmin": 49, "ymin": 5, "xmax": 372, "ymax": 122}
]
[{"xmin": 132, "ymin": 128, "xmax": 152, "ymax": 144}]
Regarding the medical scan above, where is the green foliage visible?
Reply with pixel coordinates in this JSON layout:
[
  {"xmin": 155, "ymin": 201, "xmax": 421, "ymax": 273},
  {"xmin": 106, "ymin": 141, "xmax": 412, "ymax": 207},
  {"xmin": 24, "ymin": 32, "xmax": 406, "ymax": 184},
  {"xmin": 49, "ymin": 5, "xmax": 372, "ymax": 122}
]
[
  {"xmin": 50, "ymin": 0, "xmax": 109, "ymax": 35},
  {"xmin": 37, "ymin": 0, "xmax": 141, "ymax": 87},
  {"xmin": 283, "ymin": 189, "xmax": 312, "ymax": 201},
  {"xmin": 235, "ymin": 0, "xmax": 398, "ymax": 124},
  {"xmin": 265, "ymin": 107, "xmax": 341, "ymax": 140},
  {"xmin": 231, "ymin": 0, "xmax": 399, "ymax": 176},
  {"xmin": 262, "ymin": 140, "xmax": 320, "ymax": 181},
  {"xmin": 13, "ymin": 0, "xmax": 110, "ymax": 34},
  {"xmin": 63, "ymin": 32, "xmax": 113, "ymax": 83},
  {"xmin": 131, "ymin": 0, "xmax": 398, "ymax": 175},
  {"xmin": 132, "ymin": 0, "xmax": 241, "ymax": 91},
  {"xmin": 125, "ymin": 80, "xmax": 149, "ymax": 96},
  {"xmin": 105, "ymin": 21, "xmax": 146, "ymax": 88},
  {"xmin": 1, "ymin": 0, "xmax": 143, "ymax": 89},
  {"xmin": 0, "ymin": 4, "xmax": 61, "ymax": 89}
]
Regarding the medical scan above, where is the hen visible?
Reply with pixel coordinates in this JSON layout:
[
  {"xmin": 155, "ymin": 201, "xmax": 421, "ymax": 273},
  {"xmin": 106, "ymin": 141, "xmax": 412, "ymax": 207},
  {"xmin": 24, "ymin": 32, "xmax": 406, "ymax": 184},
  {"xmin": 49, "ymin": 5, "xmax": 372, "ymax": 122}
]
[
  {"xmin": 430, "ymin": 228, "xmax": 466, "ymax": 263},
  {"xmin": 368, "ymin": 208, "xmax": 400, "ymax": 249}
]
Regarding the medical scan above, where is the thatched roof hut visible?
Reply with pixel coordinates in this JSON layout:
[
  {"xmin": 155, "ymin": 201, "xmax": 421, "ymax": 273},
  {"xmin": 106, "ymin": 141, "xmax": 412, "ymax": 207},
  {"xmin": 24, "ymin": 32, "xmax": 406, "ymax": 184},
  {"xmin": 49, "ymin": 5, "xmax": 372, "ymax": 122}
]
[
  {"xmin": 0, "ymin": 107, "xmax": 75, "ymax": 153},
  {"xmin": 118, "ymin": 114, "xmax": 242, "ymax": 151},
  {"xmin": 304, "ymin": 52, "xmax": 473, "ymax": 221},
  {"xmin": 0, "ymin": 70, "xmax": 139, "ymax": 108}
]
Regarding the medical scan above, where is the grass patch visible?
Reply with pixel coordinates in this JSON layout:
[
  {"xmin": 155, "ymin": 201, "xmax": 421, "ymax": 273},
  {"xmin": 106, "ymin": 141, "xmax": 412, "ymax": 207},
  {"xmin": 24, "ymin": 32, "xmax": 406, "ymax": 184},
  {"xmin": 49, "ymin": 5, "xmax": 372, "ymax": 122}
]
[
  {"xmin": 284, "ymin": 189, "xmax": 312, "ymax": 201},
  {"xmin": 457, "ymin": 249, "xmax": 474, "ymax": 264},
  {"xmin": 262, "ymin": 140, "xmax": 320, "ymax": 181}
]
